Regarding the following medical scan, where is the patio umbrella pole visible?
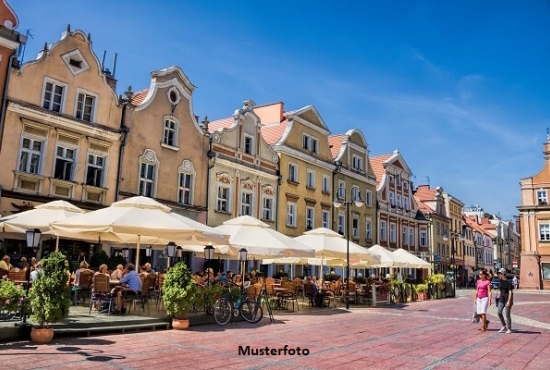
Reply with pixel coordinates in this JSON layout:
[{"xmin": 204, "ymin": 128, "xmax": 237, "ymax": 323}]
[
  {"xmin": 55, "ymin": 235, "xmax": 59, "ymax": 252},
  {"xmin": 135, "ymin": 235, "xmax": 141, "ymax": 267}
]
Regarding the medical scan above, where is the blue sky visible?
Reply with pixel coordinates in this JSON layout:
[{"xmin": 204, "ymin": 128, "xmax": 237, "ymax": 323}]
[{"xmin": 16, "ymin": 1, "xmax": 550, "ymax": 222}]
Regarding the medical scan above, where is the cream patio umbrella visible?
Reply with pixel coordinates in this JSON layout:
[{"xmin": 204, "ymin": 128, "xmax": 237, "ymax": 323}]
[
  {"xmin": 392, "ymin": 248, "xmax": 431, "ymax": 269},
  {"xmin": 294, "ymin": 228, "xmax": 381, "ymax": 279},
  {"xmin": 51, "ymin": 196, "xmax": 230, "ymax": 266},
  {"xmin": 214, "ymin": 216, "xmax": 314, "ymax": 259},
  {"xmin": 0, "ymin": 200, "xmax": 85, "ymax": 251},
  {"xmin": 261, "ymin": 257, "xmax": 347, "ymax": 279},
  {"xmin": 368, "ymin": 245, "xmax": 410, "ymax": 268}
]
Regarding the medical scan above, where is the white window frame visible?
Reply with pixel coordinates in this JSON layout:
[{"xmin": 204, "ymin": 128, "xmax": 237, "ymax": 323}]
[
  {"xmin": 85, "ymin": 151, "xmax": 106, "ymax": 188},
  {"xmin": 287, "ymin": 202, "xmax": 297, "ymax": 227},
  {"xmin": 351, "ymin": 186, "xmax": 360, "ymax": 201},
  {"xmin": 366, "ymin": 220, "xmax": 372, "ymax": 241},
  {"xmin": 337, "ymin": 212, "xmax": 345, "ymax": 235},
  {"xmin": 365, "ymin": 190, "xmax": 372, "ymax": 207},
  {"xmin": 306, "ymin": 169, "xmax": 316, "ymax": 189},
  {"xmin": 137, "ymin": 149, "xmax": 159, "ymax": 198},
  {"xmin": 322, "ymin": 210, "xmax": 330, "ymax": 229},
  {"xmin": 217, "ymin": 184, "xmax": 231, "ymax": 212},
  {"xmin": 380, "ymin": 220, "xmax": 387, "ymax": 241},
  {"xmin": 420, "ymin": 231, "xmax": 427, "ymax": 247},
  {"xmin": 18, "ymin": 134, "xmax": 45, "ymax": 175},
  {"xmin": 163, "ymin": 117, "xmax": 179, "ymax": 148},
  {"xmin": 389, "ymin": 192, "xmax": 395, "ymax": 207},
  {"xmin": 41, "ymin": 77, "xmax": 67, "ymax": 113},
  {"xmin": 538, "ymin": 190, "xmax": 548, "ymax": 205},
  {"xmin": 352, "ymin": 214, "xmax": 359, "ymax": 239},
  {"xmin": 338, "ymin": 180, "xmax": 346, "ymax": 198},
  {"xmin": 53, "ymin": 144, "xmax": 77, "ymax": 181},
  {"xmin": 288, "ymin": 163, "xmax": 298, "ymax": 183},
  {"xmin": 539, "ymin": 222, "xmax": 550, "ymax": 241},
  {"xmin": 306, "ymin": 206, "xmax": 315, "ymax": 230},
  {"xmin": 390, "ymin": 223, "xmax": 396, "ymax": 243},
  {"xmin": 397, "ymin": 194, "xmax": 402, "ymax": 208},
  {"xmin": 352, "ymin": 155, "xmax": 363, "ymax": 171},
  {"xmin": 74, "ymin": 88, "xmax": 98, "ymax": 123},
  {"xmin": 262, "ymin": 196, "xmax": 274, "ymax": 221},
  {"xmin": 404, "ymin": 197, "xmax": 410, "ymax": 210},
  {"xmin": 322, "ymin": 175, "xmax": 330, "ymax": 193},
  {"xmin": 302, "ymin": 133, "xmax": 319, "ymax": 153},
  {"xmin": 240, "ymin": 189, "xmax": 254, "ymax": 216},
  {"xmin": 178, "ymin": 173, "xmax": 193, "ymax": 205},
  {"xmin": 138, "ymin": 162, "xmax": 156, "ymax": 197},
  {"xmin": 409, "ymin": 228, "xmax": 414, "ymax": 246},
  {"xmin": 403, "ymin": 226, "xmax": 408, "ymax": 245},
  {"xmin": 243, "ymin": 133, "xmax": 254, "ymax": 155}
]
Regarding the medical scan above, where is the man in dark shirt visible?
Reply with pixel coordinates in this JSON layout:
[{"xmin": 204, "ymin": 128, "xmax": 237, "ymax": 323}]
[{"xmin": 497, "ymin": 268, "xmax": 513, "ymax": 334}]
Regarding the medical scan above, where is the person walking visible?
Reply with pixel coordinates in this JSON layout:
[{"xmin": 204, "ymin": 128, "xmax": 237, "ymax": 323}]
[
  {"xmin": 497, "ymin": 268, "xmax": 513, "ymax": 334},
  {"xmin": 512, "ymin": 275, "xmax": 518, "ymax": 289},
  {"xmin": 475, "ymin": 270, "xmax": 492, "ymax": 332}
]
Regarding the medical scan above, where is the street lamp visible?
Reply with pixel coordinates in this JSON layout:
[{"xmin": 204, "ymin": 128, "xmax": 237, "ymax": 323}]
[
  {"xmin": 167, "ymin": 242, "xmax": 176, "ymax": 269},
  {"xmin": 204, "ymin": 245, "xmax": 215, "ymax": 285},
  {"xmin": 333, "ymin": 187, "xmax": 364, "ymax": 310},
  {"xmin": 444, "ymin": 232, "xmax": 462, "ymax": 297},
  {"xmin": 122, "ymin": 248, "xmax": 130, "ymax": 262},
  {"xmin": 145, "ymin": 245, "xmax": 152, "ymax": 263},
  {"xmin": 534, "ymin": 251, "xmax": 543, "ymax": 290},
  {"xmin": 22, "ymin": 229, "xmax": 41, "ymax": 324},
  {"xmin": 239, "ymin": 248, "xmax": 248, "ymax": 293}
]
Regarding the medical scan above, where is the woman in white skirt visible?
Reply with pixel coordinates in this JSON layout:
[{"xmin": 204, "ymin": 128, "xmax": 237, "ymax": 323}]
[{"xmin": 475, "ymin": 270, "xmax": 492, "ymax": 332}]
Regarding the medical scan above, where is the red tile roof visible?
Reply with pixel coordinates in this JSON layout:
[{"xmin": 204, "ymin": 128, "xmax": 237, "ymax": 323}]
[
  {"xmin": 464, "ymin": 216, "xmax": 490, "ymax": 236},
  {"xmin": 413, "ymin": 195, "xmax": 434, "ymax": 213},
  {"xmin": 208, "ymin": 117, "xmax": 234, "ymax": 132},
  {"xmin": 261, "ymin": 119, "xmax": 288, "ymax": 145},
  {"xmin": 370, "ymin": 154, "xmax": 392, "ymax": 188},
  {"xmin": 414, "ymin": 185, "xmax": 437, "ymax": 201},
  {"xmin": 131, "ymin": 89, "xmax": 149, "ymax": 106},
  {"xmin": 328, "ymin": 134, "xmax": 345, "ymax": 159}
]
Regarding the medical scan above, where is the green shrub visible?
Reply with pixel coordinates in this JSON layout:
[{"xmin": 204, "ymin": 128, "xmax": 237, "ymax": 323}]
[
  {"xmin": 29, "ymin": 251, "xmax": 70, "ymax": 327},
  {"xmin": 163, "ymin": 262, "xmax": 197, "ymax": 319},
  {"xmin": 353, "ymin": 275, "xmax": 367, "ymax": 284},
  {"xmin": 0, "ymin": 279, "xmax": 25, "ymax": 312},
  {"xmin": 274, "ymin": 270, "xmax": 288, "ymax": 279},
  {"xmin": 107, "ymin": 255, "xmax": 127, "ymax": 271},
  {"xmin": 426, "ymin": 274, "xmax": 446, "ymax": 291},
  {"xmin": 416, "ymin": 283, "xmax": 428, "ymax": 293},
  {"xmin": 324, "ymin": 271, "xmax": 341, "ymax": 282},
  {"xmin": 90, "ymin": 250, "xmax": 109, "ymax": 269}
]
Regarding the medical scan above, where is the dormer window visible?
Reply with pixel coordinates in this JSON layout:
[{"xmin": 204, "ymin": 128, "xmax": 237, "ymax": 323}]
[
  {"xmin": 75, "ymin": 90, "xmax": 96, "ymax": 122},
  {"xmin": 243, "ymin": 134, "xmax": 254, "ymax": 155},
  {"xmin": 61, "ymin": 49, "xmax": 89, "ymax": 75},
  {"xmin": 163, "ymin": 118, "xmax": 179, "ymax": 148},
  {"xmin": 302, "ymin": 133, "xmax": 318, "ymax": 154},
  {"xmin": 69, "ymin": 58, "xmax": 82, "ymax": 68},
  {"xmin": 352, "ymin": 155, "xmax": 363, "ymax": 171},
  {"xmin": 538, "ymin": 190, "xmax": 548, "ymax": 205}
]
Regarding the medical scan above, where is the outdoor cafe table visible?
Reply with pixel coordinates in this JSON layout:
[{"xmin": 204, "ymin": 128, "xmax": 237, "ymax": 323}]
[{"xmin": 110, "ymin": 280, "xmax": 120, "ymax": 287}]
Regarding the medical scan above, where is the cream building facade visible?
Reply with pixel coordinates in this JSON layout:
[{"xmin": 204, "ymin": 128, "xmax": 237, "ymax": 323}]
[{"xmin": 443, "ymin": 192, "xmax": 466, "ymax": 286}]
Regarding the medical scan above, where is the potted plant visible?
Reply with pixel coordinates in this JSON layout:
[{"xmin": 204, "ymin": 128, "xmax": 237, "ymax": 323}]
[
  {"xmin": 0, "ymin": 279, "xmax": 25, "ymax": 319},
  {"xmin": 416, "ymin": 283, "xmax": 428, "ymax": 301},
  {"xmin": 274, "ymin": 270, "xmax": 289, "ymax": 280},
  {"xmin": 163, "ymin": 261, "xmax": 198, "ymax": 330},
  {"xmin": 28, "ymin": 251, "xmax": 71, "ymax": 344},
  {"xmin": 324, "ymin": 271, "xmax": 341, "ymax": 282}
]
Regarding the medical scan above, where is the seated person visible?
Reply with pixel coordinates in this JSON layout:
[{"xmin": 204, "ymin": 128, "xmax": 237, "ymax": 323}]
[
  {"xmin": 138, "ymin": 265, "xmax": 147, "ymax": 277},
  {"xmin": 144, "ymin": 262, "xmax": 155, "ymax": 274},
  {"xmin": 18, "ymin": 257, "xmax": 29, "ymax": 270},
  {"xmin": 114, "ymin": 263, "xmax": 142, "ymax": 313},
  {"xmin": 0, "ymin": 255, "xmax": 12, "ymax": 276},
  {"xmin": 111, "ymin": 264, "xmax": 124, "ymax": 280},
  {"xmin": 73, "ymin": 261, "xmax": 92, "ymax": 288},
  {"xmin": 30, "ymin": 262, "xmax": 42, "ymax": 281},
  {"xmin": 218, "ymin": 272, "xmax": 228, "ymax": 283},
  {"xmin": 93, "ymin": 264, "xmax": 110, "ymax": 280}
]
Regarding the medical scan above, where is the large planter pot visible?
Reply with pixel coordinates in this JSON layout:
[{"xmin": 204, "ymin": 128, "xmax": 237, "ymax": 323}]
[
  {"xmin": 417, "ymin": 292, "xmax": 428, "ymax": 301},
  {"xmin": 172, "ymin": 318, "xmax": 189, "ymax": 330},
  {"xmin": 30, "ymin": 327, "xmax": 54, "ymax": 344}
]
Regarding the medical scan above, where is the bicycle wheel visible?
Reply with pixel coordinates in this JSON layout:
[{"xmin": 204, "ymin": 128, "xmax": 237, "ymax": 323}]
[
  {"xmin": 240, "ymin": 299, "xmax": 263, "ymax": 323},
  {"xmin": 213, "ymin": 299, "xmax": 232, "ymax": 326}
]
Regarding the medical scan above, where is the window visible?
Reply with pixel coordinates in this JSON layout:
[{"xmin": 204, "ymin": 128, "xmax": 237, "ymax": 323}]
[
  {"xmin": 338, "ymin": 180, "xmax": 346, "ymax": 198},
  {"xmin": 322, "ymin": 210, "xmax": 330, "ymax": 228},
  {"xmin": 538, "ymin": 190, "xmax": 548, "ymax": 205},
  {"xmin": 542, "ymin": 263, "xmax": 550, "ymax": 280},
  {"xmin": 380, "ymin": 221, "xmax": 387, "ymax": 241},
  {"xmin": 403, "ymin": 226, "xmax": 408, "ymax": 245},
  {"xmin": 54, "ymin": 146, "xmax": 76, "ymax": 181},
  {"xmin": 302, "ymin": 134, "xmax": 318, "ymax": 153},
  {"xmin": 420, "ymin": 231, "xmax": 427, "ymax": 246},
  {"xmin": 351, "ymin": 186, "xmax": 360, "ymax": 201},
  {"xmin": 86, "ymin": 153, "xmax": 105, "ymax": 187},
  {"xmin": 403, "ymin": 180, "xmax": 408, "ymax": 189},
  {"xmin": 409, "ymin": 228, "xmax": 414, "ymax": 246},
  {"xmin": 240, "ymin": 191, "xmax": 253, "ymax": 216},
  {"xmin": 18, "ymin": 137, "xmax": 44, "ymax": 174},
  {"xmin": 366, "ymin": 190, "xmax": 372, "ymax": 206},
  {"xmin": 306, "ymin": 207, "xmax": 315, "ymax": 230},
  {"xmin": 397, "ymin": 194, "xmax": 402, "ymax": 208},
  {"xmin": 337, "ymin": 213, "xmax": 345, "ymax": 235},
  {"xmin": 139, "ymin": 162, "xmax": 156, "ymax": 197},
  {"xmin": 288, "ymin": 163, "xmax": 298, "ymax": 182},
  {"xmin": 540, "ymin": 223, "xmax": 550, "ymax": 241},
  {"xmin": 42, "ymin": 81, "xmax": 64, "ymax": 113},
  {"xmin": 163, "ymin": 119, "xmax": 178, "ymax": 147},
  {"xmin": 352, "ymin": 155, "xmax": 363, "ymax": 171},
  {"xmin": 366, "ymin": 220, "xmax": 372, "ymax": 240},
  {"xmin": 390, "ymin": 223, "xmax": 396, "ymax": 243},
  {"xmin": 178, "ymin": 173, "xmax": 193, "ymax": 205},
  {"xmin": 352, "ymin": 214, "xmax": 359, "ymax": 239},
  {"xmin": 403, "ymin": 197, "xmax": 410, "ymax": 210},
  {"xmin": 75, "ymin": 92, "xmax": 95, "ymax": 122},
  {"xmin": 287, "ymin": 202, "xmax": 297, "ymax": 227},
  {"xmin": 389, "ymin": 192, "xmax": 395, "ymax": 207},
  {"xmin": 436, "ymin": 222, "xmax": 440, "ymax": 235},
  {"xmin": 396, "ymin": 174, "xmax": 401, "ymax": 186},
  {"xmin": 217, "ymin": 185, "xmax": 230, "ymax": 212},
  {"xmin": 262, "ymin": 197, "xmax": 274, "ymax": 221},
  {"xmin": 389, "ymin": 175, "xmax": 394, "ymax": 183},
  {"xmin": 306, "ymin": 169, "xmax": 315, "ymax": 189},
  {"xmin": 322, "ymin": 175, "xmax": 330, "ymax": 193},
  {"xmin": 243, "ymin": 134, "xmax": 254, "ymax": 155}
]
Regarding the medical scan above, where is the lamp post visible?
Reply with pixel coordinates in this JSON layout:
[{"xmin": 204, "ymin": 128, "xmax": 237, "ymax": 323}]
[
  {"xmin": 444, "ymin": 232, "xmax": 462, "ymax": 297},
  {"xmin": 22, "ymin": 228, "xmax": 41, "ymax": 324},
  {"xmin": 333, "ymin": 188, "xmax": 364, "ymax": 310},
  {"xmin": 204, "ymin": 245, "xmax": 215, "ymax": 285},
  {"xmin": 167, "ymin": 242, "xmax": 176, "ymax": 270},
  {"xmin": 145, "ymin": 245, "xmax": 152, "ymax": 263},
  {"xmin": 534, "ymin": 251, "xmax": 543, "ymax": 290},
  {"xmin": 239, "ymin": 248, "xmax": 248, "ymax": 294}
]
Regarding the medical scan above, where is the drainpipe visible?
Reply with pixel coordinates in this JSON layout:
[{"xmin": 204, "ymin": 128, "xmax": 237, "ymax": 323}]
[
  {"xmin": 275, "ymin": 173, "xmax": 282, "ymax": 231},
  {"xmin": 203, "ymin": 116, "xmax": 217, "ymax": 225},
  {"xmin": 0, "ymin": 52, "xmax": 23, "ymax": 155},
  {"xmin": 115, "ymin": 86, "xmax": 133, "ymax": 201}
]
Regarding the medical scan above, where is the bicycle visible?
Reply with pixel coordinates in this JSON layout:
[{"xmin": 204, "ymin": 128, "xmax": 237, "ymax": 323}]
[{"xmin": 213, "ymin": 283, "xmax": 263, "ymax": 325}]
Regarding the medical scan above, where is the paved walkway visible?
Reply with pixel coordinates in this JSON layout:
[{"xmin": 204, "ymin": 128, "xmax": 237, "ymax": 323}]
[{"xmin": 1, "ymin": 291, "xmax": 549, "ymax": 369}]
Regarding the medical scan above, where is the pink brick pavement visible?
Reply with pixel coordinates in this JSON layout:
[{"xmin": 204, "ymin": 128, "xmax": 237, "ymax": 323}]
[{"xmin": 1, "ymin": 290, "xmax": 549, "ymax": 369}]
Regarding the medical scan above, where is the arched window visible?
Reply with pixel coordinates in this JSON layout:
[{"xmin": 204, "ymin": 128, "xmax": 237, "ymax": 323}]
[
  {"xmin": 138, "ymin": 149, "xmax": 159, "ymax": 197},
  {"xmin": 178, "ymin": 160, "xmax": 195, "ymax": 205}
]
